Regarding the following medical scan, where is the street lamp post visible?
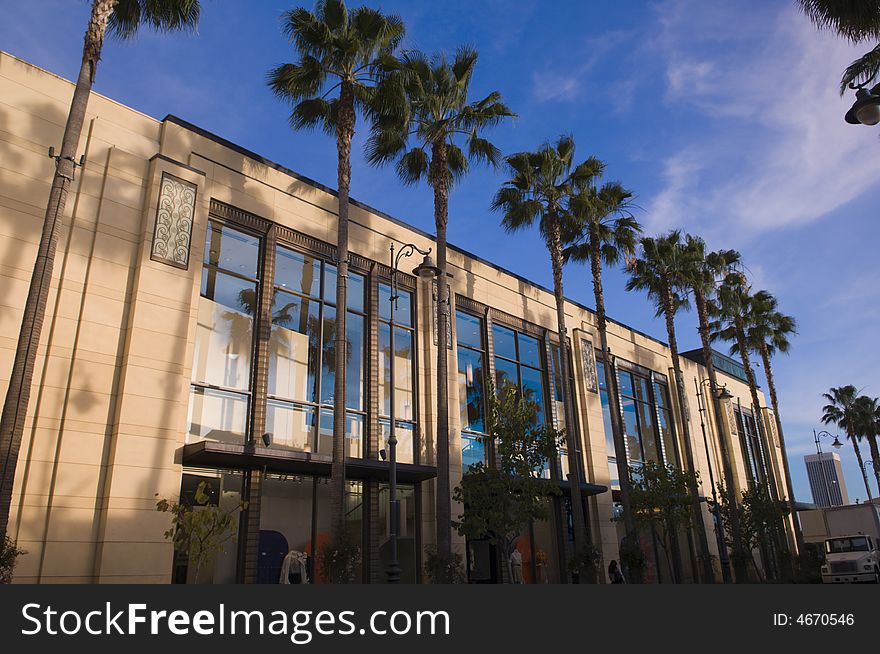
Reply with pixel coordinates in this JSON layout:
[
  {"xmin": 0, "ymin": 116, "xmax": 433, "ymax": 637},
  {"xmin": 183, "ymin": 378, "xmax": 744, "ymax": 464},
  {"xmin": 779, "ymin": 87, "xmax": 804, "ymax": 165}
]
[
  {"xmin": 386, "ymin": 242, "xmax": 440, "ymax": 583},
  {"xmin": 812, "ymin": 429, "xmax": 843, "ymax": 507},
  {"xmin": 695, "ymin": 377, "xmax": 734, "ymax": 584}
]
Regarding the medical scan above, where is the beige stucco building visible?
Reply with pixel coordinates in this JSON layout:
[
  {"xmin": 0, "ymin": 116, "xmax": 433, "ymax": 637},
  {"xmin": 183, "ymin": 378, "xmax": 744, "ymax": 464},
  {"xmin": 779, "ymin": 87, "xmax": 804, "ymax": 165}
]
[{"xmin": 0, "ymin": 51, "xmax": 789, "ymax": 584}]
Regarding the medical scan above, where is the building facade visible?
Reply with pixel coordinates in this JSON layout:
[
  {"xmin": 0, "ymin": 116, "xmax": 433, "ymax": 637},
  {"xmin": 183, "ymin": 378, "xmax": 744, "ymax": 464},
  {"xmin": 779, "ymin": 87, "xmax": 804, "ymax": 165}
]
[
  {"xmin": 0, "ymin": 52, "xmax": 788, "ymax": 583},
  {"xmin": 805, "ymin": 452, "xmax": 849, "ymax": 507}
]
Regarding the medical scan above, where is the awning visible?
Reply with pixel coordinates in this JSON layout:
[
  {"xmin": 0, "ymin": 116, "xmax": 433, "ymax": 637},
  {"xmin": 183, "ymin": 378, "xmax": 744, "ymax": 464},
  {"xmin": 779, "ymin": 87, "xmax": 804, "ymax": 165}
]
[{"xmin": 178, "ymin": 441, "xmax": 438, "ymax": 483}]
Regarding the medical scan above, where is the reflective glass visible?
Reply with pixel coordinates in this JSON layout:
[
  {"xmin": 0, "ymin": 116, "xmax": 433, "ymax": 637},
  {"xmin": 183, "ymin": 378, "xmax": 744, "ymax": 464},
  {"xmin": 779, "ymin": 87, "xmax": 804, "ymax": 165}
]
[
  {"xmin": 456, "ymin": 311, "xmax": 483, "ymax": 350},
  {"xmin": 320, "ymin": 305, "xmax": 337, "ymax": 405},
  {"xmin": 192, "ymin": 292, "xmax": 253, "ymax": 391},
  {"xmin": 491, "ymin": 324, "xmax": 517, "ymax": 360},
  {"xmin": 639, "ymin": 402, "xmax": 660, "ymax": 462},
  {"xmin": 346, "ymin": 312, "xmax": 365, "ymax": 411},
  {"xmin": 268, "ymin": 291, "xmax": 319, "ymax": 402},
  {"xmin": 622, "ymin": 397, "xmax": 642, "ymax": 462},
  {"xmin": 187, "ymin": 386, "xmax": 248, "ymax": 444},
  {"xmin": 266, "ymin": 400, "xmax": 314, "ymax": 452},
  {"xmin": 518, "ymin": 333, "xmax": 541, "ymax": 369},
  {"xmin": 379, "ymin": 284, "xmax": 413, "ymax": 326},
  {"xmin": 461, "ymin": 434, "xmax": 485, "ymax": 469},
  {"xmin": 521, "ymin": 365, "xmax": 546, "ymax": 426},
  {"xmin": 494, "ymin": 357, "xmax": 519, "ymax": 394},
  {"xmin": 275, "ymin": 246, "xmax": 320, "ymax": 298},
  {"xmin": 378, "ymin": 324, "xmax": 415, "ymax": 420},
  {"xmin": 205, "ymin": 222, "xmax": 259, "ymax": 278},
  {"xmin": 380, "ymin": 420, "xmax": 415, "ymax": 465},
  {"xmin": 457, "ymin": 347, "xmax": 485, "ymax": 433}
]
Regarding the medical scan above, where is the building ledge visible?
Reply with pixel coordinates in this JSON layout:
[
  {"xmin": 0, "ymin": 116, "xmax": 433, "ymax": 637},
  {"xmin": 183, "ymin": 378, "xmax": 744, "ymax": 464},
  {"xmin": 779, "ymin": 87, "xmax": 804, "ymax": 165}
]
[{"xmin": 179, "ymin": 440, "xmax": 437, "ymax": 483}]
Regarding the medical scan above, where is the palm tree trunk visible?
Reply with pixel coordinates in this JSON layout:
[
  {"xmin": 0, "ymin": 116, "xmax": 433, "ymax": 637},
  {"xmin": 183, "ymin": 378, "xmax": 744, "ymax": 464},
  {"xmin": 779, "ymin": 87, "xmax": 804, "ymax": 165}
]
[
  {"xmin": 866, "ymin": 434, "xmax": 880, "ymax": 498},
  {"xmin": 0, "ymin": 0, "xmax": 116, "ymax": 539},
  {"xmin": 734, "ymin": 322, "xmax": 779, "ymax": 501},
  {"xmin": 849, "ymin": 431, "xmax": 875, "ymax": 502},
  {"xmin": 431, "ymin": 141, "xmax": 452, "ymax": 560},
  {"xmin": 660, "ymin": 280, "xmax": 713, "ymax": 583},
  {"xmin": 759, "ymin": 344, "xmax": 806, "ymax": 558},
  {"xmin": 329, "ymin": 83, "xmax": 354, "ymax": 545},
  {"xmin": 588, "ymin": 233, "xmax": 640, "ymax": 581},
  {"xmin": 546, "ymin": 215, "xmax": 588, "ymax": 563},
  {"xmin": 693, "ymin": 289, "xmax": 744, "ymax": 582},
  {"xmin": 733, "ymin": 320, "xmax": 786, "ymax": 577}
]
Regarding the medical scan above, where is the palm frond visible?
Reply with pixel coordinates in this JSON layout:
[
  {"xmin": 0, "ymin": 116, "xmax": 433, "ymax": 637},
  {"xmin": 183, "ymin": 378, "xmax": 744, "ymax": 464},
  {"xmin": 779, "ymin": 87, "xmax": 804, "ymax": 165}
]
[
  {"xmin": 840, "ymin": 43, "xmax": 880, "ymax": 92},
  {"xmin": 798, "ymin": 0, "xmax": 880, "ymax": 43},
  {"xmin": 395, "ymin": 147, "xmax": 430, "ymax": 186},
  {"xmin": 110, "ymin": 0, "xmax": 201, "ymax": 39}
]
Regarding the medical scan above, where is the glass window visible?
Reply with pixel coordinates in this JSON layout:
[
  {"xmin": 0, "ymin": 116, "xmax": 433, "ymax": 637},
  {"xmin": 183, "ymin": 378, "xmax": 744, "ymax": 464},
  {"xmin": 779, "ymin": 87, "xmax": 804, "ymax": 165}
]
[
  {"xmin": 189, "ymin": 220, "xmax": 258, "ymax": 447},
  {"xmin": 457, "ymin": 310, "xmax": 488, "ymax": 469},
  {"xmin": 268, "ymin": 291, "xmax": 319, "ymax": 403},
  {"xmin": 187, "ymin": 386, "xmax": 248, "ymax": 444},
  {"xmin": 491, "ymin": 322, "xmax": 549, "ymax": 430},
  {"xmin": 275, "ymin": 247, "xmax": 320, "ymax": 298},
  {"xmin": 205, "ymin": 221, "xmax": 259, "ymax": 278},
  {"xmin": 491, "ymin": 324, "xmax": 517, "ymax": 360},
  {"xmin": 264, "ymin": 243, "xmax": 367, "ymax": 456},
  {"xmin": 379, "ymin": 283, "xmax": 418, "ymax": 464},
  {"xmin": 457, "ymin": 347, "xmax": 486, "ymax": 434},
  {"xmin": 456, "ymin": 311, "xmax": 484, "ymax": 350},
  {"xmin": 378, "ymin": 484, "xmax": 417, "ymax": 583}
]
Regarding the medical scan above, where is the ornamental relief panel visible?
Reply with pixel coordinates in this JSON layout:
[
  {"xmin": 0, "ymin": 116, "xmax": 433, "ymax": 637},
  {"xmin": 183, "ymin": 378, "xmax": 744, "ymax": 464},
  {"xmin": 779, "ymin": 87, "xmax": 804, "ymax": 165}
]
[{"xmin": 151, "ymin": 172, "xmax": 197, "ymax": 269}]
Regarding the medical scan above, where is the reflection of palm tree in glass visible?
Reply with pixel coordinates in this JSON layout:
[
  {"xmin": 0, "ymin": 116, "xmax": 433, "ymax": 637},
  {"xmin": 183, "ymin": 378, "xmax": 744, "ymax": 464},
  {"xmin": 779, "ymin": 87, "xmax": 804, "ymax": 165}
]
[
  {"xmin": 379, "ymin": 340, "xmax": 413, "ymax": 420},
  {"xmin": 235, "ymin": 288, "xmax": 351, "ymax": 395}
]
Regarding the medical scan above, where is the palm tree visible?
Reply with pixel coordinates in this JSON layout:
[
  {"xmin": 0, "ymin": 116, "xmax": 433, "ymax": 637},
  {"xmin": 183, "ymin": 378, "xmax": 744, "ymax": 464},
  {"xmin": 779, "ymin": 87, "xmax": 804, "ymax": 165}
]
[
  {"xmin": 679, "ymin": 235, "xmax": 747, "ymax": 583},
  {"xmin": 267, "ymin": 1, "xmax": 404, "ymax": 545},
  {"xmin": 0, "ymin": 0, "xmax": 201, "ymax": 540},
  {"xmin": 366, "ymin": 47, "xmax": 513, "ymax": 564},
  {"xmin": 822, "ymin": 385, "xmax": 875, "ymax": 502},
  {"xmin": 852, "ymin": 395, "xmax": 880, "ymax": 497},
  {"xmin": 739, "ymin": 290, "xmax": 805, "ymax": 557},
  {"xmin": 560, "ymin": 173, "xmax": 642, "ymax": 563},
  {"xmin": 490, "ymin": 135, "xmax": 604, "ymax": 566},
  {"xmin": 625, "ymin": 231, "xmax": 715, "ymax": 584},
  {"xmin": 798, "ymin": 0, "xmax": 880, "ymax": 91}
]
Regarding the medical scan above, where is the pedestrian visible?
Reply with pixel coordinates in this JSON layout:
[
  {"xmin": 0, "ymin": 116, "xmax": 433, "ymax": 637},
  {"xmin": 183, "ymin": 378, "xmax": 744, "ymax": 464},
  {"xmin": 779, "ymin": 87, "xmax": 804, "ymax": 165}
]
[{"xmin": 608, "ymin": 559, "xmax": 626, "ymax": 584}]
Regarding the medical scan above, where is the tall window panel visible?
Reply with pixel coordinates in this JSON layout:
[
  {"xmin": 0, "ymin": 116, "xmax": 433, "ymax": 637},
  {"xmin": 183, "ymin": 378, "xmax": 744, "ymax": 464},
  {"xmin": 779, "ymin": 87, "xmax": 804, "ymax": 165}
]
[
  {"xmin": 379, "ymin": 283, "xmax": 418, "ymax": 464},
  {"xmin": 266, "ymin": 244, "xmax": 366, "ymax": 457},
  {"xmin": 653, "ymin": 380, "xmax": 678, "ymax": 466},
  {"xmin": 187, "ymin": 220, "xmax": 260, "ymax": 445},
  {"xmin": 596, "ymin": 358, "xmax": 619, "ymax": 490},
  {"xmin": 735, "ymin": 406, "xmax": 764, "ymax": 485},
  {"xmin": 548, "ymin": 343, "xmax": 570, "ymax": 479},
  {"xmin": 456, "ymin": 310, "xmax": 487, "ymax": 469},
  {"xmin": 617, "ymin": 368, "xmax": 665, "ymax": 468},
  {"xmin": 492, "ymin": 323, "xmax": 550, "ymax": 477}
]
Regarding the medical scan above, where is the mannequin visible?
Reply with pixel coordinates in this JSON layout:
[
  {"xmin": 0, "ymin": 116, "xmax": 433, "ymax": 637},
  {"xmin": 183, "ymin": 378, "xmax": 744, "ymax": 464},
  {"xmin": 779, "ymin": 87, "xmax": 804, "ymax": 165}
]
[
  {"xmin": 279, "ymin": 550, "xmax": 309, "ymax": 584},
  {"xmin": 509, "ymin": 548, "xmax": 524, "ymax": 584}
]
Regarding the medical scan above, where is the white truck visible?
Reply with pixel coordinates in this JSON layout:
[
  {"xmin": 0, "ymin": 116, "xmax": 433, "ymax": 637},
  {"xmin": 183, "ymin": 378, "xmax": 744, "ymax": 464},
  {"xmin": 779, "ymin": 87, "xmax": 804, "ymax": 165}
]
[{"xmin": 813, "ymin": 504, "xmax": 880, "ymax": 584}]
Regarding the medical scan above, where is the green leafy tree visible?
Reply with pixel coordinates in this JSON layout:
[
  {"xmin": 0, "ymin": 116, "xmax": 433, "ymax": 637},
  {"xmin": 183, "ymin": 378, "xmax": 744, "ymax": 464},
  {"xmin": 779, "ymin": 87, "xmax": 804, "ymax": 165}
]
[
  {"xmin": 627, "ymin": 461, "xmax": 700, "ymax": 581},
  {"xmin": 1, "ymin": 535, "xmax": 25, "ymax": 584},
  {"xmin": 0, "ymin": 0, "xmax": 201, "ymax": 540},
  {"xmin": 452, "ymin": 384, "xmax": 564, "ymax": 583},
  {"xmin": 367, "ymin": 47, "xmax": 513, "ymax": 560},
  {"xmin": 798, "ymin": 0, "xmax": 880, "ymax": 91},
  {"xmin": 712, "ymin": 482, "xmax": 787, "ymax": 582},
  {"xmin": 267, "ymin": 0, "xmax": 404, "ymax": 545},
  {"xmin": 156, "ymin": 481, "xmax": 246, "ymax": 584},
  {"xmin": 491, "ymin": 135, "xmax": 604, "ymax": 559},
  {"xmin": 625, "ymin": 231, "xmax": 714, "ymax": 583}
]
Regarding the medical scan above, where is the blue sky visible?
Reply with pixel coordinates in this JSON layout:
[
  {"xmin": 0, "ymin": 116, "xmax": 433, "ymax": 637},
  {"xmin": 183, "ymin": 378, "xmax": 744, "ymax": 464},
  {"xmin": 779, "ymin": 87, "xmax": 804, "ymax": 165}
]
[{"xmin": 2, "ymin": 0, "xmax": 879, "ymax": 503}]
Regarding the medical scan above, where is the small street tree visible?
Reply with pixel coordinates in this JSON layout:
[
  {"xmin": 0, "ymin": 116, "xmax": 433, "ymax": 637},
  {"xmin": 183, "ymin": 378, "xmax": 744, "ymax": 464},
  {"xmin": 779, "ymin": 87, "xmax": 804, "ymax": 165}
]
[
  {"xmin": 627, "ymin": 461, "xmax": 700, "ymax": 583},
  {"xmin": 452, "ymin": 384, "xmax": 563, "ymax": 583},
  {"xmin": 156, "ymin": 481, "xmax": 246, "ymax": 584}
]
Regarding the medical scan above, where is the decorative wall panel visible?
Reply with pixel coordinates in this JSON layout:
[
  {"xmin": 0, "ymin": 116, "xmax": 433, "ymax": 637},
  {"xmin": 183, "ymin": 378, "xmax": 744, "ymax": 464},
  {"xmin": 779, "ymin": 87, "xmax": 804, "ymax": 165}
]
[{"xmin": 151, "ymin": 172, "xmax": 197, "ymax": 269}]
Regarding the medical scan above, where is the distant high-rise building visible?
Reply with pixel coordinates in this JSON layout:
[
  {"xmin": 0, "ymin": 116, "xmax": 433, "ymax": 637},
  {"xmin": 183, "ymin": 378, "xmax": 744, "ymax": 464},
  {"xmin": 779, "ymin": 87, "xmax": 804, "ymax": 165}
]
[{"xmin": 805, "ymin": 452, "xmax": 849, "ymax": 507}]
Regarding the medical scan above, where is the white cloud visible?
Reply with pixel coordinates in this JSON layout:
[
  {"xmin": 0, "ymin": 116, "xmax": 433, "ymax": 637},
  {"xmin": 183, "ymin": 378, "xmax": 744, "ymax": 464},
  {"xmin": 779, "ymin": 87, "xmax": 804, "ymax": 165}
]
[{"xmin": 645, "ymin": 0, "xmax": 880, "ymax": 239}]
